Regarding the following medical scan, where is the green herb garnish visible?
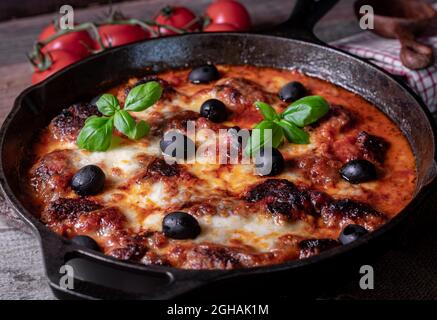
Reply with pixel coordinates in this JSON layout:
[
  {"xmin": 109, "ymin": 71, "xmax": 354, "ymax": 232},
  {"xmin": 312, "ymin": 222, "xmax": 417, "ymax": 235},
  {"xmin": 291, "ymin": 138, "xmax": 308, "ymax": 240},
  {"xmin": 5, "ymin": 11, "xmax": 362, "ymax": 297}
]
[
  {"xmin": 246, "ymin": 119, "xmax": 284, "ymax": 155},
  {"xmin": 277, "ymin": 119, "xmax": 309, "ymax": 144},
  {"xmin": 77, "ymin": 81, "xmax": 162, "ymax": 151},
  {"xmin": 282, "ymin": 95, "xmax": 329, "ymax": 127},
  {"xmin": 245, "ymin": 96, "xmax": 329, "ymax": 155}
]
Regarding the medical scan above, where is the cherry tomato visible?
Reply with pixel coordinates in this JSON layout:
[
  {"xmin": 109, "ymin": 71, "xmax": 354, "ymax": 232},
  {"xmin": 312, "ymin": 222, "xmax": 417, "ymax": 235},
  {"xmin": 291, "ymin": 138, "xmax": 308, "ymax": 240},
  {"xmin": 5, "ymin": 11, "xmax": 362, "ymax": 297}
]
[
  {"xmin": 204, "ymin": 22, "xmax": 239, "ymax": 32},
  {"xmin": 97, "ymin": 24, "xmax": 149, "ymax": 49},
  {"xmin": 154, "ymin": 6, "xmax": 199, "ymax": 36},
  {"xmin": 31, "ymin": 50, "xmax": 82, "ymax": 84},
  {"xmin": 205, "ymin": 0, "xmax": 251, "ymax": 31},
  {"xmin": 38, "ymin": 23, "xmax": 94, "ymax": 58}
]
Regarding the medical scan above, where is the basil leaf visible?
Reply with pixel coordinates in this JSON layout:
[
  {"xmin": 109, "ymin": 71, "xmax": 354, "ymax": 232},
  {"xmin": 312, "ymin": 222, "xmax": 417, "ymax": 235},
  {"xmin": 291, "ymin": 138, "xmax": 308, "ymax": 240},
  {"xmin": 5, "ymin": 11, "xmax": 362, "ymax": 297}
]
[
  {"xmin": 270, "ymin": 123, "xmax": 285, "ymax": 148},
  {"xmin": 277, "ymin": 119, "xmax": 309, "ymax": 144},
  {"xmin": 84, "ymin": 115, "xmax": 98, "ymax": 124},
  {"xmin": 114, "ymin": 111, "xmax": 149, "ymax": 140},
  {"xmin": 255, "ymin": 101, "xmax": 279, "ymax": 121},
  {"xmin": 114, "ymin": 110, "xmax": 137, "ymax": 139},
  {"xmin": 77, "ymin": 116, "xmax": 114, "ymax": 151},
  {"xmin": 132, "ymin": 120, "xmax": 150, "ymax": 139},
  {"xmin": 244, "ymin": 120, "xmax": 284, "ymax": 156},
  {"xmin": 282, "ymin": 95, "xmax": 329, "ymax": 127},
  {"xmin": 124, "ymin": 81, "xmax": 163, "ymax": 112},
  {"xmin": 96, "ymin": 94, "xmax": 120, "ymax": 116}
]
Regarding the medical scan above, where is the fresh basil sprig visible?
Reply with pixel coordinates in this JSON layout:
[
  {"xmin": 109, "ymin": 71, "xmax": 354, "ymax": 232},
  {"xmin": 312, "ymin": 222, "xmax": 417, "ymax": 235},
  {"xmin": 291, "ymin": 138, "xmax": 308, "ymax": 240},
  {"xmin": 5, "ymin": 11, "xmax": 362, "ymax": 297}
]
[
  {"xmin": 96, "ymin": 93, "xmax": 120, "ymax": 116},
  {"xmin": 282, "ymin": 96, "xmax": 329, "ymax": 127},
  {"xmin": 246, "ymin": 119, "xmax": 284, "ymax": 155},
  {"xmin": 245, "ymin": 96, "xmax": 329, "ymax": 155},
  {"xmin": 124, "ymin": 81, "xmax": 163, "ymax": 112},
  {"xmin": 277, "ymin": 119, "xmax": 309, "ymax": 144},
  {"xmin": 77, "ymin": 81, "xmax": 162, "ymax": 151},
  {"xmin": 77, "ymin": 116, "xmax": 114, "ymax": 152},
  {"xmin": 255, "ymin": 101, "xmax": 280, "ymax": 121},
  {"xmin": 114, "ymin": 110, "xmax": 150, "ymax": 140}
]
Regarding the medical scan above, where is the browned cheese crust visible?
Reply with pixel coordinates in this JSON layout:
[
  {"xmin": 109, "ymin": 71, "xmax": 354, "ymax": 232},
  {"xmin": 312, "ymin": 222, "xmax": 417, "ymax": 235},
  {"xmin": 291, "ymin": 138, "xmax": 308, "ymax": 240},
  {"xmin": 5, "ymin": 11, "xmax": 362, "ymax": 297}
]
[{"xmin": 25, "ymin": 65, "xmax": 416, "ymax": 269}]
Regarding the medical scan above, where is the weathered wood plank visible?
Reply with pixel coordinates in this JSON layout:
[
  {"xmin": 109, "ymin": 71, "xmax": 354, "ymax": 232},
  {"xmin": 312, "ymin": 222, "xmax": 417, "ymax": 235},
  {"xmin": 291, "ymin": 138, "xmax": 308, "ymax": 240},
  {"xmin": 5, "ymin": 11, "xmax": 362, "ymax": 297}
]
[
  {"xmin": 0, "ymin": 63, "xmax": 31, "ymax": 122},
  {"xmin": 0, "ymin": 218, "xmax": 53, "ymax": 300},
  {"xmin": 0, "ymin": 0, "xmax": 129, "ymax": 22}
]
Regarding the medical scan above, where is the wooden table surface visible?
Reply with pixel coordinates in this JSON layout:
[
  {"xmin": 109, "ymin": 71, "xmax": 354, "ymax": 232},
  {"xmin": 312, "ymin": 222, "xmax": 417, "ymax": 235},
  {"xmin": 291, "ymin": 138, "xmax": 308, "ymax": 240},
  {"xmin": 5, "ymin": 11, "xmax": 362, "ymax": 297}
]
[{"xmin": 0, "ymin": 0, "xmax": 411, "ymax": 300}]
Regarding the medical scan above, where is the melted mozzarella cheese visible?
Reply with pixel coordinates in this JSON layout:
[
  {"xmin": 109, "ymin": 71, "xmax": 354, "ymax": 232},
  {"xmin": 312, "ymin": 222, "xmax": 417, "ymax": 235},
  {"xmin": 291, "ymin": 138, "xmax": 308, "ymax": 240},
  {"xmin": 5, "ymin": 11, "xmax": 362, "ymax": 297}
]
[
  {"xmin": 141, "ymin": 212, "xmax": 311, "ymax": 251},
  {"xmin": 72, "ymin": 143, "xmax": 148, "ymax": 183},
  {"xmin": 196, "ymin": 215, "xmax": 311, "ymax": 250}
]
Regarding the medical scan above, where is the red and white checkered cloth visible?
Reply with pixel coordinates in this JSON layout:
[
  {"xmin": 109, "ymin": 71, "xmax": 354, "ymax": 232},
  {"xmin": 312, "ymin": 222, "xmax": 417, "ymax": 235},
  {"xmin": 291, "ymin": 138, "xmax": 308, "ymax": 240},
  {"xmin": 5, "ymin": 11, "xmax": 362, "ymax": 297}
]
[{"xmin": 331, "ymin": 14, "xmax": 437, "ymax": 112}]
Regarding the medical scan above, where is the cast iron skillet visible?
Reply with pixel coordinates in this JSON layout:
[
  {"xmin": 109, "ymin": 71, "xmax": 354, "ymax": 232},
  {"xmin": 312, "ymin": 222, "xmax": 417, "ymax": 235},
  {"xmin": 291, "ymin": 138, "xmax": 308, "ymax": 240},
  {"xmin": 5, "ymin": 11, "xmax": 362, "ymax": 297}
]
[{"xmin": 1, "ymin": 0, "xmax": 437, "ymax": 299}]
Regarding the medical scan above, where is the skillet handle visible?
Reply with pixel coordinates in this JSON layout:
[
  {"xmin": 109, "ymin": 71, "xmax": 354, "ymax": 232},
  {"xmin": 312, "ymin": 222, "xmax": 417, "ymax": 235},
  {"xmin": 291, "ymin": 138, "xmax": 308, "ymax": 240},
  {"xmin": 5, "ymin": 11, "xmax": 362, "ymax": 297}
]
[
  {"xmin": 38, "ymin": 231, "xmax": 216, "ymax": 299},
  {"xmin": 267, "ymin": 0, "xmax": 339, "ymax": 43}
]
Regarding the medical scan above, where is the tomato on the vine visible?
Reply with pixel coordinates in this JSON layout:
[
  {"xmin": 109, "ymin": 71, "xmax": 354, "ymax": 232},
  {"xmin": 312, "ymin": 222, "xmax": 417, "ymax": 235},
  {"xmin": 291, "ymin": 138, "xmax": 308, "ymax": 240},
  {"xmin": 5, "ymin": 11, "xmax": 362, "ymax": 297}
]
[
  {"xmin": 97, "ymin": 24, "xmax": 149, "ymax": 49},
  {"xmin": 204, "ymin": 22, "xmax": 239, "ymax": 32},
  {"xmin": 205, "ymin": 0, "xmax": 251, "ymax": 31},
  {"xmin": 154, "ymin": 6, "xmax": 199, "ymax": 36},
  {"xmin": 31, "ymin": 50, "xmax": 82, "ymax": 84},
  {"xmin": 38, "ymin": 23, "xmax": 94, "ymax": 58}
]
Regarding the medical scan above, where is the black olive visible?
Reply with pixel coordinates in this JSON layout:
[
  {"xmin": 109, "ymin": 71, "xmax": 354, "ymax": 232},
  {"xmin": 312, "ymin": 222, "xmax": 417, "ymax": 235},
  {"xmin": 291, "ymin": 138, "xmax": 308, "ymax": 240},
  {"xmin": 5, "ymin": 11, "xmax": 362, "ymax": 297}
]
[
  {"xmin": 159, "ymin": 131, "xmax": 195, "ymax": 160},
  {"xmin": 200, "ymin": 99, "xmax": 228, "ymax": 123},
  {"xmin": 162, "ymin": 212, "xmax": 201, "ymax": 239},
  {"xmin": 254, "ymin": 148, "xmax": 285, "ymax": 176},
  {"xmin": 71, "ymin": 165, "xmax": 105, "ymax": 196},
  {"xmin": 71, "ymin": 235, "xmax": 100, "ymax": 251},
  {"xmin": 189, "ymin": 64, "xmax": 220, "ymax": 84},
  {"xmin": 340, "ymin": 159, "xmax": 377, "ymax": 184},
  {"xmin": 278, "ymin": 81, "xmax": 307, "ymax": 102},
  {"xmin": 339, "ymin": 224, "xmax": 368, "ymax": 245}
]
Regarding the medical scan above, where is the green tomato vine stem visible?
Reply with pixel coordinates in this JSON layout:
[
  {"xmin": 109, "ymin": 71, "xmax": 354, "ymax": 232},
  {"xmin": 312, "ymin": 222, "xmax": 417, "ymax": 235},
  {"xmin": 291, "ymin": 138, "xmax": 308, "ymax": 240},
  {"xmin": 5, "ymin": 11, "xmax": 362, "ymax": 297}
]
[{"xmin": 28, "ymin": 15, "xmax": 203, "ymax": 70}]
